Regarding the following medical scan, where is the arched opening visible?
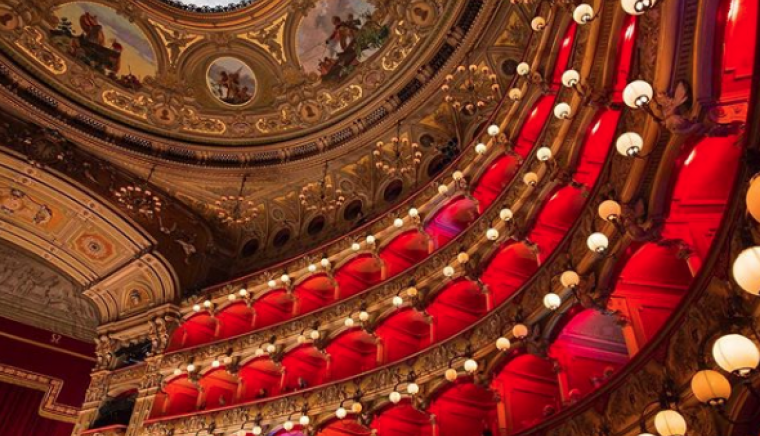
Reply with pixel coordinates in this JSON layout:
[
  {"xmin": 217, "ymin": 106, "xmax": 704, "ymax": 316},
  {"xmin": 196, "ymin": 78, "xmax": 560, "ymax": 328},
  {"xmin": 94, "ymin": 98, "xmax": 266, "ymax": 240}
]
[
  {"xmin": 238, "ymin": 357, "xmax": 282, "ymax": 402},
  {"xmin": 471, "ymin": 155, "xmax": 521, "ymax": 212},
  {"xmin": 216, "ymin": 302, "xmax": 254, "ymax": 339},
  {"xmin": 375, "ymin": 308, "xmax": 432, "ymax": 363},
  {"xmin": 293, "ymin": 274, "xmax": 336, "ymax": 315},
  {"xmin": 198, "ymin": 368, "xmax": 238, "ymax": 410},
  {"xmin": 167, "ymin": 313, "xmax": 217, "ymax": 351},
  {"xmin": 371, "ymin": 400, "xmax": 432, "ymax": 436},
  {"xmin": 252, "ymin": 289, "xmax": 294, "ymax": 329},
  {"xmin": 150, "ymin": 376, "xmax": 199, "ymax": 418},
  {"xmin": 549, "ymin": 309, "xmax": 630, "ymax": 403},
  {"xmin": 607, "ymin": 243, "xmax": 694, "ymax": 354},
  {"xmin": 426, "ymin": 279, "xmax": 487, "ymax": 342},
  {"xmin": 491, "ymin": 353, "xmax": 561, "ymax": 434},
  {"xmin": 325, "ymin": 328, "xmax": 379, "ymax": 381},
  {"xmin": 281, "ymin": 345, "xmax": 328, "ymax": 392},
  {"xmin": 528, "ymin": 185, "xmax": 587, "ymax": 260},
  {"xmin": 91, "ymin": 389, "xmax": 137, "ymax": 430},
  {"xmin": 333, "ymin": 254, "xmax": 384, "ymax": 298},
  {"xmin": 480, "ymin": 242, "xmax": 539, "ymax": 307},
  {"xmin": 380, "ymin": 230, "xmax": 432, "ymax": 277},
  {"xmin": 425, "ymin": 196, "xmax": 479, "ymax": 246},
  {"xmin": 428, "ymin": 382, "xmax": 498, "ymax": 436}
]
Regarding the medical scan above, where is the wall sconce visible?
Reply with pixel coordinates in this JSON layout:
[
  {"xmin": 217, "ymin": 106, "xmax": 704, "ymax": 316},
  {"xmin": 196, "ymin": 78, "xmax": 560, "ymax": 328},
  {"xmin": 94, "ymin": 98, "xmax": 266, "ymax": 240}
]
[
  {"xmin": 516, "ymin": 62, "xmax": 531, "ymax": 77},
  {"xmin": 554, "ymin": 102, "xmax": 573, "ymax": 120},
  {"xmin": 573, "ymin": 3, "xmax": 596, "ymax": 24},
  {"xmin": 587, "ymin": 232, "xmax": 610, "ymax": 254},
  {"xmin": 621, "ymin": 0, "xmax": 658, "ymax": 16},
  {"xmin": 531, "ymin": 16, "xmax": 547, "ymax": 31}
]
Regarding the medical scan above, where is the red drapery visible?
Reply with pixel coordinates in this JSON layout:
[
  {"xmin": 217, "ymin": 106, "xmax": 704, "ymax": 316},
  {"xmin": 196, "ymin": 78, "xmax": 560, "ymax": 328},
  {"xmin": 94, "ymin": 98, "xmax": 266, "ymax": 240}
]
[{"xmin": 0, "ymin": 381, "xmax": 74, "ymax": 436}]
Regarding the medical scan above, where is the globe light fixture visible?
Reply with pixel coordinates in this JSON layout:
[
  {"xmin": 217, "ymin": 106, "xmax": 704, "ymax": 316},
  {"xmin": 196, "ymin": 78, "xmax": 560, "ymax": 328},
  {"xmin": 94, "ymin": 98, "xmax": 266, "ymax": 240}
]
[
  {"xmin": 407, "ymin": 286, "xmax": 419, "ymax": 298},
  {"xmin": 554, "ymin": 102, "xmax": 572, "ymax": 120},
  {"xmin": 712, "ymin": 334, "xmax": 760, "ymax": 376},
  {"xmin": 336, "ymin": 407, "xmax": 347, "ymax": 419},
  {"xmin": 408, "ymin": 208, "xmax": 420, "ymax": 218},
  {"xmin": 308, "ymin": 263, "xmax": 317, "ymax": 273},
  {"xmin": 691, "ymin": 370, "xmax": 731, "ymax": 406},
  {"xmin": 654, "ymin": 410, "xmax": 687, "ymax": 436},
  {"xmin": 543, "ymin": 293, "xmax": 562, "ymax": 310},
  {"xmin": 621, "ymin": 0, "xmax": 657, "ymax": 15},
  {"xmin": 523, "ymin": 172, "xmax": 539, "ymax": 187},
  {"xmin": 281, "ymin": 274, "xmax": 291, "ymax": 284},
  {"xmin": 392, "ymin": 296, "xmax": 404, "ymax": 307},
  {"xmin": 464, "ymin": 359, "xmax": 479, "ymax": 373},
  {"xmin": 253, "ymin": 426, "xmax": 263, "ymax": 435},
  {"xmin": 536, "ymin": 147, "xmax": 552, "ymax": 162},
  {"xmin": 475, "ymin": 143, "xmax": 488, "ymax": 155},
  {"xmin": 192, "ymin": 304, "xmax": 201, "ymax": 312},
  {"xmin": 351, "ymin": 402, "xmax": 363, "ymax": 413},
  {"xmin": 438, "ymin": 184, "xmax": 449, "ymax": 195},
  {"xmin": 508, "ymin": 88, "xmax": 523, "ymax": 101},
  {"xmin": 516, "ymin": 62, "xmax": 531, "ymax": 77},
  {"xmin": 212, "ymin": 359, "xmax": 221, "ymax": 368},
  {"xmin": 389, "ymin": 391, "xmax": 402, "ymax": 403},
  {"xmin": 359, "ymin": 311, "xmax": 370, "ymax": 322},
  {"xmin": 531, "ymin": 16, "xmax": 546, "ymax": 31},
  {"xmin": 488, "ymin": 124, "xmax": 501, "ymax": 137},
  {"xmin": 513, "ymin": 324, "xmax": 529, "ymax": 339},
  {"xmin": 173, "ymin": 368, "xmax": 182, "ymax": 376},
  {"xmin": 345, "ymin": 317, "xmax": 355, "ymax": 327},
  {"xmin": 747, "ymin": 177, "xmax": 760, "ymax": 223},
  {"xmin": 560, "ymin": 270, "xmax": 581, "ymax": 289},
  {"xmin": 366, "ymin": 235, "xmax": 376, "ymax": 246},
  {"xmin": 283, "ymin": 421, "xmax": 294, "ymax": 431},
  {"xmin": 573, "ymin": 4, "xmax": 595, "ymax": 24},
  {"xmin": 500, "ymin": 208, "xmax": 514, "ymax": 221},
  {"xmin": 407, "ymin": 382, "xmax": 420, "ymax": 395},
  {"xmin": 457, "ymin": 252, "xmax": 470, "ymax": 264},
  {"xmin": 443, "ymin": 266, "xmax": 456, "ymax": 277},
  {"xmin": 598, "ymin": 200, "xmax": 623, "ymax": 222},
  {"xmin": 310, "ymin": 330, "xmax": 320, "ymax": 340},
  {"xmin": 266, "ymin": 343, "xmax": 276, "ymax": 353},
  {"xmin": 452, "ymin": 171, "xmax": 464, "ymax": 182},
  {"xmin": 496, "ymin": 337, "xmax": 511, "ymax": 351},
  {"xmin": 486, "ymin": 228, "xmax": 500, "ymax": 241},
  {"xmin": 561, "ymin": 70, "xmax": 581, "ymax": 88},
  {"xmin": 616, "ymin": 132, "xmax": 645, "ymax": 157},
  {"xmin": 299, "ymin": 415, "xmax": 310, "ymax": 426},
  {"xmin": 268, "ymin": 279, "xmax": 277, "ymax": 288},
  {"xmin": 732, "ymin": 247, "xmax": 760, "ymax": 295},
  {"xmin": 445, "ymin": 368, "xmax": 458, "ymax": 382},
  {"xmin": 623, "ymin": 80, "xmax": 654, "ymax": 109},
  {"xmin": 203, "ymin": 300, "xmax": 212, "ymax": 308},
  {"xmin": 394, "ymin": 217, "xmax": 404, "ymax": 228},
  {"xmin": 587, "ymin": 232, "xmax": 610, "ymax": 254}
]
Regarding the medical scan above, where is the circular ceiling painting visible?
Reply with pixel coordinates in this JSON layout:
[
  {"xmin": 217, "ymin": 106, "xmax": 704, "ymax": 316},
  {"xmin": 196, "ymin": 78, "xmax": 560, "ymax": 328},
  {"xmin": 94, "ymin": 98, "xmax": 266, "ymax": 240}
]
[{"xmin": 206, "ymin": 57, "xmax": 257, "ymax": 106}]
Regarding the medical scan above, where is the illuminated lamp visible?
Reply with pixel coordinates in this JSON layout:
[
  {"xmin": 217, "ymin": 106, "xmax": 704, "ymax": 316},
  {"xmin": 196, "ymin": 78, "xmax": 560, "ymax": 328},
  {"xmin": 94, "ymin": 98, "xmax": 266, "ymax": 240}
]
[
  {"xmin": 516, "ymin": 62, "xmax": 531, "ymax": 76},
  {"xmin": 228, "ymin": 294, "xmax": 236, "ymax": 301},
  {"xmin": 587, "ymin": 232, "xmax": 609, "ymax": 253},
  {"xmin": 508, "ymin": 88, "xmax": 523, "ymax": 101},
  {"xmin": 366, "ymin": 235, "xmax": 376, "ymax": 246},
  {"xmin": 351, "ymin": 402, "xmax": 363, "ymax": 413},
  {"xmin": 457, "ymin": 252, "xmax": 470, "ymax": 264},
  {"xmin": 443, "ymin": 266, "xmax": 456, "ymax": 277},
  {"xmin": 598, "ymin": 200, "xmax": 622, "ymax": 222},
  {"xmin": 500, "ymin": 208, "xmax": 513, "ymax": 221},
  {"xmin": 351, "ymin": 242, "xmax": 361, "ymax": 251},
  {"xmin": 691, "ymin": 370, "xmax": 731, "ymax": 406},
  {"xmin": 186, "ymin": 363, "xmax": 196, "ymax": 372},
  {"xmin": 336, "ymin": 407, "xmax": 347, "ymax": 419},
  {"xmin": 464, "ymin": 359, "xmax": 478, "ymax": 373},
  {"xmin": 308, "ymin": 263, "xmax": 317, "ymax": 273},
  {"xmin": 310, "ymin": 330, "xmax": 321, "ymax": 340},
  {"xmin": 747, "ymin": 177, "xmax": 760, "ymax": 222},
  {"xmin": 408, "ymin": 208, "xmax": 420, "ymax": 218},
  {"xmin": 345, "ymin": 317, "xmax": 355, "ymax": 327},
  {"xmin": 543, "ymin": 293, "xmax": 561, "ymax": 310},
  {"xmin": 623, "ymin": 80, "xmax": 654, "ymax": 109},
  {"xmin": 616, "ymin": 132, "xmax": 644, "ymax": 157},
  {"xmin": 621, "ymin": 0, "xmax": 657, "ymax": 15},
  {"xmin": 488, "ymin": 125, "xmax": 501, "ymax": 136},
  {"xmin": 192, "ymin": 304, "xmax": 201, "ymax": 312},
  {"xmin": 573, "ymin": 4, "xmax": 595, "ymax": 24},
  {"xmin": 394, "ymin": 218, "xmax": 404, "ymax": 228},
  {"xmin": 523, "ymin": 172, "xmax": 539, "ymax": 187},
  {"xmin": 452, "ymin": 171, "xmax": 464, "ymax": 181},
  {"xmin": 389, "ymin": 391, "xmax": 402, "ymax": 403},
  {"xmin": 281, "ymin": 274, "xmax": 291, "ymax": 284},
  {"xmin": 531, "ymin": 16, "xmax": 546, "ymax": 31},
  {"xmin": 212, "ymin": 359, "xmax": 221, "ymax": 368},
  {"xmin": 253, "ymin": 426, "xmax": 262, "ymax": 435},
  {"xmin": 712, "ymin": 334, "xmax": 760, "ymax": 376},
  {"xmin": 438, "ymin": 184, "xmax": 449, "ymax": 195},
  {"xmin": 475, "ymin": 143, "xmax": 488, "ymax": 155},
  {"xmin": 299, "ymin": 415, "xmax": 310, "ymax": 426},
  {"xmin": 359, "ymin": 311, "xmax": 370, "ymax": 322},
  {"xmin": 268, "ymin": 279, "xmax": 277, "ymax": 288},
  {"xmin": 173, "ymin": 368, "xmax": 182, "ymax": 376},
  {"xmin": 283, "ymin": 421, "xmax": 294, "ymax": 431},
  {"xmin": 654, "ymin": 410, "xmax": 686, "ymax": 436},
  {"xmin": 496, "ymin": 337, "xmax": 511, "ymax": 351},
  {"xmin": 445, "ymin": 368, "xmax": 458, "ymax": 382},
  {"xmin": 392, "ymin": 296, "xmax": 404, "ymax": 307},
  {"xmin": 732, "ymin": 247, "xmax": 760, "ymax": 295},
  {"xmin": 321, "ymin": 257, "xmax": 331, "ymax": 268},
  {"xmin": 560, "ymin": 270, "xmax": 581, "ymax": 289},
  {"xmin": 554, "ymin": 103, "xmax": 572, "ymax": 120},
  {"xmin": 513, "ymin": 324, "xmax": 529, "ymax": 339},
  {"xmin": 203, "ymin": 300, "xmax": 212, "ymax": 308},
  {"xmin": 536, "ymin": 147, "xmax": 552, "ymax": 162},
  {"xmin": 239, "ymin": 288, "xmax": 248, "ymax": 297},
  {"xmin": 407, "ymin": 383, "xmax": 420, "ymax": 395},
  {"xmin": 266, "ymin": 343, "xmax": 276, "ymax": 353},
  {"xmin": 561, "ymin": 70, "xmax": 581, "ymax": 88},
  {"xmin": 486, "ymin": 228, "xmax": 500, "ymax": 241}
]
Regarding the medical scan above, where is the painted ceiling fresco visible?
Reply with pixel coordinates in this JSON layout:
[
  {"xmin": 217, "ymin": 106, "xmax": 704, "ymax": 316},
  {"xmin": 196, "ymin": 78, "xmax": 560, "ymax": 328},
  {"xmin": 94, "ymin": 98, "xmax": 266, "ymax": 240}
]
[{"xmin": 0, "ymin": 0, "xmax": 454, "ymax": 144}]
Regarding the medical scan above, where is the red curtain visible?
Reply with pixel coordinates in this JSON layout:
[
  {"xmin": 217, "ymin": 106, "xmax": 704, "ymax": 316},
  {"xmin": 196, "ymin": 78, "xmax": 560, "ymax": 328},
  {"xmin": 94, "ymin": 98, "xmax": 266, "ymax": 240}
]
[{"xmin": 0, "ymin": 381, "xmax": 74, "ymax": 436}]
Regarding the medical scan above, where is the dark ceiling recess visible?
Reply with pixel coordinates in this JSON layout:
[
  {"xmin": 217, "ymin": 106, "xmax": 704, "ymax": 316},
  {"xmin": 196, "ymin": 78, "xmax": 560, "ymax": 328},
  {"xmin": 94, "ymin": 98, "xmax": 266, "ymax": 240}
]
[
  {"xmin": 272, "ymin": 228, "xmax": 291, "ymax": 248},
  {"xmin": 343, "ymin": 200, "xmax": 364, "ymax": 221},
  {"xmin": 307, "ymin": 216, "xmax": 326, "ymax": 236},
  {"xmin": 383, "ymin": 180, "xmax": 404, "ymax": 203},
  {"xmin": 241, "ymin": 238, "xmax": 260, "ymax": 258}
]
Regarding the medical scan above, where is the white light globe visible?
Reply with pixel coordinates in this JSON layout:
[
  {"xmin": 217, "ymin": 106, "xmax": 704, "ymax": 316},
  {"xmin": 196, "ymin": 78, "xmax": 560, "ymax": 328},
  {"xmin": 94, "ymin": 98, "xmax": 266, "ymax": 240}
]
[
  {"xmin": 299, "ymin": 415, "xmax": 310, "ymax": 426},
  {"xmin": 475, "ymin": 143, "xmax": 488, "ymax": 155},
  {"xmin": 561, "ymin": 70, "xmax": 581, "ymax": 88},
  {"xmin": 464, "ymin": 359, "xmax": 478, "ymax": 373},
  {"xmin": 531, "ymin": 16, "xmax": 546, "ymax": 31},
  {"xmin": 253, "ymin": 426, "xmax": 262, "ymax": 435},
  {"xmin": 712, "ymin": 334, "xmax": 760, "ymax": 376},
  {"xmin": 345, "ymin": 317, "xmax": 355, "ymax": 327},
  {"xmin": 407, "ymin": 383, "xmax": 420, "ymax": 395},
  {"xmin": 508, "ymin": 88, "xmax": 523, "ymax": 101},
  {"xmin": 516, "ymin": 62, "xmax": 531, "ymax": 76},
  {"xmin": 500, "ymin": 208, "xmax": 513, "ymax": 221},
  {"xmin": 389, "ymin": 391, "xmax": 402, "ymax": 403},
  {"xmin": 587, "ymin": 232, "xmax": 609, "ymax": 253},
  {"xmin": 543, "ymin": 293, "xmax": 562, "ymax": 310},
  {"xmin": 513, "ymin": 324, "xmax": 529, "ymax": 339},
  {"xmin": 486, "ymin": 228, "xmax": 500, "ymax": 241},
  {"xmin": 457, "ymin": 252, "xmax": 470, "ymax": 264},
  {"xmin": 452, "ymin": 170, "xmax": 464, "ymax": 181},
  {"xmin": 392, "ymin": 296, "xmax": 404, "ymax": 307},
  {"xmin": 536, "ymin": 147, "xmax": 552, "ymax": 162},
  {"xmin": 359, "ymin": 311, "xmax": 370, "ymax": 322},
  {"xmin": 623, "ymin": 80, "xmax": 654, "ymax": 109},
  {"xmin": 283, "ymin": 421, "xmax": 294, "ymax": 431},
  {"xmin": 310, "ymin": 330, "xmax": 320, "ymax": 340},
  {"xmin": 308, "ymin": 263, "xmax": 317, "ymax": 273},
  {"xmin": 438, "ymin": 184, "xmax": 449, "ymax": 195},
  {"xmin": 560, "ymin": 270, "xmax": 581, "ymax": 288},
  {"xmin": 268, "ymin": 279, "xmax": 277, "ymax": 288},
  {"xmin": 616, "ymin": 132, "xmax": 644, "ymax": 157},
  {"xmin": 487, "ymin": 125, "xmax": 501, "ymax": 137},
  {"xmin": 336, "ymin": 407, "xmax": 347, "ymax": 419},
  {"xmin": 408, "ymin": 208, "xmax": 420, "ymax": 218},
  {"xmin": 523, "ymin": 172, "xmax": 538, "ymax": 187},
  {"xmin": 554, "ymin": 103, "xmax": 572, "ymax": 120},
  {"xmin": 621, "ymin": 0, "xmax": 656, "ymax": 15},
  {"xmin": 496, "ymin": 336, "xmax": 511, "ymax": 351},
  {"xmin": 573, "ymin": 4, "xmax": 595, "ymax": 24},
  {"xmin": 443, "ymin": 266, "xmax": 455, "ymax": 277},
  {"xmin": 192, "ymin": 304, "xmax": 201, "ymax": 312},
  {"xmin": 733, "ymin": 247, "xmax": 760, "ymax": 295},
  {"xmin": 598, "ymin": 200, "xmax": 622, "ymax": 222},
  {"xmin": 394, "ymin": 218, "xmax": 404, "ymax": 228},
  {"xmin": 654, "ymin": 410, "xmax": 687, "ymax": 436},
  {"xmin": 445, "ymin": 368, "xmax": 458, "ymax": 382}
]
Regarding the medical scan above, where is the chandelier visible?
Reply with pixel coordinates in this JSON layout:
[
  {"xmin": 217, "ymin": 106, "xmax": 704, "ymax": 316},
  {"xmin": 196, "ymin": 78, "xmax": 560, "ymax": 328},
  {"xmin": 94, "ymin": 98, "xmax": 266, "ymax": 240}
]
[
  {"xmin": 441, "ymin": 60, "xmax": 501, "ymax": 116},
  {"xmin": 299, "ymin": 163, "xmax": 346, "ymax": 214},
  {"xmin": 373, "ymin": 121, "xmax": 422, "ymax": 177},
  {"xmin": 113, "ymin": 166, "xmax": 163, "ymax": 220},
  {"xmin": 212, "ymin": 175, "xmax": 260, "ymax": 225}
]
